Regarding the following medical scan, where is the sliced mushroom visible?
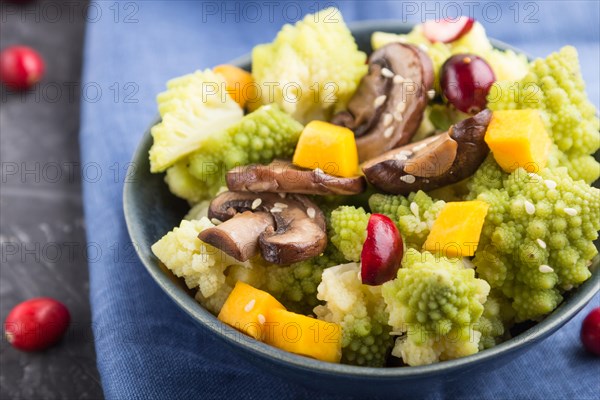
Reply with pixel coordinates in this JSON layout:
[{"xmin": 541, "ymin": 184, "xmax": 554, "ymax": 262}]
[
  {"xmin": 226, "ymin": 160, "xmax": 366, "ymax": 196},
  {"xmin": 331, "ymin": 43, "xmax": 434, "ymax": 162},
  {"xmin": 198, "ymin": 191, "xmax": 327, "ymax": 265},
  {"xmin": 198, "ymin": 211, "xmax": 273, "ymax": 262},
  {"xmin": 362, "ymin": 109, "xmax": 492, "ymax": 194}
]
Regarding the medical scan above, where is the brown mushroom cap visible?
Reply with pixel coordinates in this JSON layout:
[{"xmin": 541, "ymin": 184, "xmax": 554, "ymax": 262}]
[
  {"xmin": 199, "ymin": 191, "xmax": 327, "ymax": 265},
  {"xmin": 226, "ymin": 160, "xmax": 367, "ymax": 196},
  {"xmin": 362, "ymin": 109, "xmax": 492, "ymax": 194},
  {"xmin": 331, "ymin": 43, "xmax": 434, "ymax": 162},
  {"xmin": 259, "ymin": 195, "xmax": 327, "ymax": 265}
]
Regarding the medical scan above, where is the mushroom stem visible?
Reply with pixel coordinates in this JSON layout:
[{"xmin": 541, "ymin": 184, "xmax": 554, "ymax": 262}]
[{"xmin": 198, "ymin": 211, "xmax": 274, "ymax": 262}]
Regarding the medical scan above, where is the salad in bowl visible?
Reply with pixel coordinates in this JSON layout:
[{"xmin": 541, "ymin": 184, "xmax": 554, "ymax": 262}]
[{"xmin": 145, "ymin": 8, "xmax": 599, "ymax": 368}]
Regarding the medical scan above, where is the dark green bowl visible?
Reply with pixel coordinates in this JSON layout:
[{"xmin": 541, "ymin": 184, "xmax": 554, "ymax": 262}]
[{"xmin": 124, "ymin": 21, "xmax": 599, "ymax": 397}]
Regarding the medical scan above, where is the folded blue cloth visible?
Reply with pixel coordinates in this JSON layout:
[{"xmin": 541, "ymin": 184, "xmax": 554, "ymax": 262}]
[{"xmin": 79, "ymin": 2, "xmax": 600, "ymax": 399}]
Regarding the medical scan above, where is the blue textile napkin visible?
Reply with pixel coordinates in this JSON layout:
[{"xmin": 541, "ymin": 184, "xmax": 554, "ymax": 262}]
[{"xmin": 79, "ymin": 2, "xmax": 600, "ymax": 399}]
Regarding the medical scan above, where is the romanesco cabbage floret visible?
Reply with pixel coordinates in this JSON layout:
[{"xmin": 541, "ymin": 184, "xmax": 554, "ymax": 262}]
[
  {"xmin": 382, "ymin": 249, "xmax": 490, "ymax": 366},
  {"xmin": 164, "ymin": 161, "xmax": 211, "ymax": 204},
  {"xmin": 487, "ymin": 46, "xmax": 600, "ymax": 182},
  {"xmin": 182, "ymin": 105, "xmax": 303, "ymax": 200},
  {"xmin": 369, "ymin": 191, "xmax": 446, "ymax": 249},
  {"xmin": 330, "ymin": 206, "xmax": 370, "ymax": 262},
  {"xmin": 149, "ymin": 70, "xmax": 244, "ymax": 172},
  {"xmin": 469, "ymin": 157, "xmax": 600, "ymax": 321},
  {"xmin": 476, "ymin": 291, "xmax": 515, "ymax": 350},
  {"xmin": 264, "ymin": 244, "xmax": 346, "ymax": 315},
  {"xmin": 547, "ymin": 145, "xmax": 600, "ymax": 184},
  {"xmin": 315, "ymin": 263, "xmax": 393, "ymax": 367},
  {"xmin": 252, "ymin": 8, "xmax": 367, "ymax": 123}
]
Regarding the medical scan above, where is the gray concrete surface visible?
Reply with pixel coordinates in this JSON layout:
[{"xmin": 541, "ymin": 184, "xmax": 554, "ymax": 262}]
[{"xmin": 1, "ymin": 1, "xmax": 103, "ymax": 398}]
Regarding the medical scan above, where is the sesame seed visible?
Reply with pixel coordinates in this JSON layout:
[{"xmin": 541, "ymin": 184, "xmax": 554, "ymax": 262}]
[
  {"xmin": 257, "ymin": 314, "xmax": 266, "ymax": 324},
  {"xmin": 410, "ymin": 202, "xmax": 419, "ymax": 217},
  {"xmin": 374, "ymin": 95, "xmax": 387, "ymax": 108},
  {"xmin": 536, "ymin": 238, "xmax": 547, "ymax": 249},
  {"xmin": 251, "ymin": 198, "xmax": 262, "ymax": 210},
  {"xmin": 427, "ymin": 89, "xmax": 435, "ymax": 99},
  {"xmin": 393, "ymin": 75, "xmax": 404, "ymax": 84},
  {"xmin": 307, "ymin": 207, "xmax": 316, "ymax": 219},
  {"xmin": 400, "ymin": 175, "xmax": 416, "ymax": 184},
  {"xmin": 544, "ymin": 180, "xmax": 557, "ymax": 190},
  {"xmin": 394, "ymin": 153, "xmax": 408, "ymax": 161},
  {"xmin": 278, "ymin": 193, "xmax": 286, "ymax": 199},
  {"xmin": 381, "ymin": 67, "xmax": 394, "ymax": 78},
  {"xmin": 412, "ymin": 142, "xmax": 427, "ymax": 152},
  {"xmin": 271, "ymin": 207, "xmax": 283, "ymax": 213},
  {"xmin": 393, "ymin": 111, "xmax": 404, "ymax": 122},
  {"xmin": 528, "ymin": 172, "xmax": 541, "ymax": 181},
  {"xmin": 399, "ymin": 150, "xmax": 413, "ymax": 157},
  {"xmin": 382, "ymin": 113, "xmax": 393, "ymax": 127},
  {"xmin": 314, "ymin": 168, "xmax": 324, "ymax": 174},
  {"xmin": 274, "ymin": 202, "xmax": 288, "ymax": 209},
  {"xmin": 244, "ymin": 299, "xmax": 256, "ymax": 312},
  {"xmin": 539, "ymin": 265, "xmax": 554, "ymax": 273},
  {"xmin": 418, "ymin": 44, "xmax": 428, "ymax": 51},
  {"xmin": 396, "ymin": 102, "xmax": 406, "ymax": 113},
  {"xmin": 383, "ymin": 126, "xmax": 394, "ymax": 138},
  {"xmin": 524, "ymin": 200, "xmax": 535, "ymax": 215},
  {"xmin": 210, "ymin": 218, "xmax": 222, "ymax": 225},
  {"xmin": 563, "ymin": 207, "xmax": 578, "ymax": 216}
]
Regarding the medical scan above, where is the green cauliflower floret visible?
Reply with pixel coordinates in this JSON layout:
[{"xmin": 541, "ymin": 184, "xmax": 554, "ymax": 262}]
[
  {"xmin": 330, "ymin": 206, "xmax": 370, "ymax": 262},
  {"xmin": 149, "ymin": 70, "xmax": 244, "ymax": 172},
  {"xmin": 185, "ymin": 105, "xmax": 303, "ymax": 199},
  {"xmin": 547, "ymin": 145, "xmax": 600, "ymax": 184},
  {"xmin": 264, "ymin": 244, "xmax": 346, "ymax": 315},
  {"xmin": 372, "ymin": 22, "xmax": 527, "ymax": 90},
  {"xmin": 487, "ymin": 46, "xmax": 600, "ymax": 183},
  {"xmin": 369, "ymin": 191, "xmax": 445, "ymax": 249},
  {"xmin": 315, "ymin": 263, "xmax": 393, "ymax": 367},
  {"xmin": 382, "ymin": 249, "xmax": 490, "ymax": 366},
  {"xmin": 476, "ymin": 291, "xmax": 515, "ymax": 350},
  {"xmin": 164, "ymin": 161, "xmax": 211, "ymax": 204},
  {"xmin": 252, "ymin": 7, "xmax": 367, "ymax": 123},
  {"xmin": 469, "ymin": 157, "xmax": 600, "ymax": 321},
  {"xmin": 151, "ymin": 218, "xmax": 267, "ymax": 314}
]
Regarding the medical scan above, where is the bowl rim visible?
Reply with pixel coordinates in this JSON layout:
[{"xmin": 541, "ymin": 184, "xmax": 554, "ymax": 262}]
[{"xmin": 123, "ymin": 19, "xmax": 600, "ymax": 379}]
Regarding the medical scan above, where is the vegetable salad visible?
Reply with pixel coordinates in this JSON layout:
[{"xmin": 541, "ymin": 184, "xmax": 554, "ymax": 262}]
[{"xmin": 149, "ymin": 8, "xmax": 599, "ymax": 367}]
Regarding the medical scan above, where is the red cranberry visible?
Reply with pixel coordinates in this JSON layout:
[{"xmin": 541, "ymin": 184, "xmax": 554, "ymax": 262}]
[
  {"xmin": 581, "ymin": 307, "xmax": 600, "ymax": 356},
  {"xmin": 0, "ymin": 46, "xmax": 45, "ymax": 91},
  {"xmin": 441, "ymin": 54, "xmax": 496, "ymax": 114},
  {"xmin": 423, "ymin": 16, "xmax": 475, "ymax": 44},
  {"xmin": 4, "ymin": 297, "xmax": 70, "ymax": 351},
  {"xmin": 360, "ymin": 214, "xmax": 404, "ymax": 286}
]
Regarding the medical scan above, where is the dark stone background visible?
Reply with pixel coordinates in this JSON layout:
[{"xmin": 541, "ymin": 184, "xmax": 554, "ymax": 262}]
[{"xmin": 1, "ymin": 1, "xmax": 104, "ymax": 398}]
